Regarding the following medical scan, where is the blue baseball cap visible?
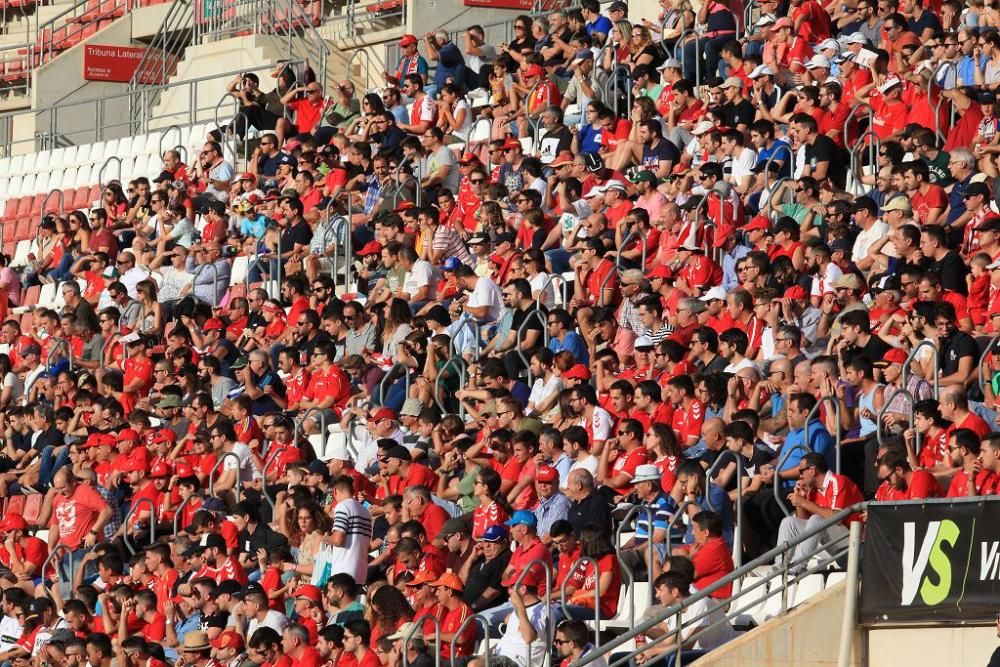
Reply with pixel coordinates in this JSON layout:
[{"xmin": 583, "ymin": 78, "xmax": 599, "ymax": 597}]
[
  {"xmin": 505, "ymin": 510, "xmax": 538, "ymax": 529},
  {"xmin": 442, "ymin": 257, "xmax": 462, "ymax": 271},
  {"xmin": 481, "ymin": 525, "xmax": 508, "ymax": 542}
]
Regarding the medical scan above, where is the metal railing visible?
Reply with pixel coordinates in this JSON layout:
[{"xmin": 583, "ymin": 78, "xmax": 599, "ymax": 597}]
[
  {"xmin": 434, "ymin": 356, "xmax": 467, "ymax": 416},
  {"xmin": 773, "ymin": 440, "xmax": 811, "ymax": 517},
  {"xmin": 560, "ymin": 556, "xmax": 602, "ymax": 647},
  {"xmin": 848, "ymin": 130, "xmax": 880, "ymax": 190},
  {"xmin": 294, "ymin": 407, "xmax": 328, "ymax": 455},
  {"xmin": 904, "ymin": 339, "xmax": 939, "ymax": 399},
  {"xmin": 448, "ymin": 317, "xmax": 481, "ymax": 360},
  {"xmin": 46, "ymin": 336, "xmax": 73, "ymax": 371},
  {"xmin": 208, "ymin": 451, "xmax": 243, "ymax": 500},
  {"xmin": 122, "ymin": 497, "xmax": 158, "ymax": 554},
  {"xmin": 511, "ymin": 559, "xmax": 553, "ymax": 666},
  {"xmin": 449, "ymin": 613, "xmax": 490, "ymax": 665},
  {"xmin": 666, "ymin": 499, "xmax": 693, "ymax": 553},
  {"xmin": 980, "ymin": 335, "xmax": 1000, "ymax": 398},
  {"xmin": 676, "ymin": 29, "xmax": 700, "ymax": 87},
  {"xmin": 127, "ymin": 0, "xmax": 192, "ymax": 132},
  {"xmin": 41, "ymin": 544, "xmax": 75, "ymax": 598},
  {"xmin": 516, "ymin": 309, "xmax": 547, "ymax": 385},
  {"xmin": 929, "ymin": 61, "xmax": 960, "ymax": 144},
  {"xmin": 191, "ymin": 260, "xmax": 221, "ymax": 307},
  {"xmin": 876, "ymin": 387, "xmax": 917, "ymax": 453},
  {"xmin": 604, "ymin": 64, "xmax": 633, "ymax": 119},
  {"xmin": 706, "ymin": 455, "xmax": 743, "ymax": 568},
  {"xmin": 525, "ymin": 79, "xmax": 553, "ymax": 152},
  {"xmin": 614, "ymin": 505, "xmax": 655, "ymax": 631},
  {"xmin": 571, "ymin": 505, "xmax": 866, "ymax": 667},
  {"xmin": 401, "ymin": 612, "xmax": 441, "ymax": 667},
  {"xmin": 260, "ymin": 447, "xmax": 283, "ymax": 511},
  {"xmin": 843, "ymin": 102, "xmax": 874, "ymax": 150},
  {"xmin": 379, "ymin": 362, "xmax": 411, "ymax": 405},
  {"xmin": 172, "ymin": 494, "xmax": 197, "ymax": 536},
  {"xmin": 807, "ymin": 395, "xmax": 842, "ymax": 475}
]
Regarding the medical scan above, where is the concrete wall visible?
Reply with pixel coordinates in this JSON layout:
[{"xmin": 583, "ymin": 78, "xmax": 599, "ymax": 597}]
[
  {"xmin": 868, "ymin": 625, "xmax": 998, "ymax": 665},
  {"xmin": 695, "ymin": 583, "xmax": 863, "ymax": 667}
]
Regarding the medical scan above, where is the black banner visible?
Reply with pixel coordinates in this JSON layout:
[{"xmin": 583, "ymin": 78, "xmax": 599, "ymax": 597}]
[{"xmin": 860, "ymin": 498, "xmax": 1000, "ymax": 623}]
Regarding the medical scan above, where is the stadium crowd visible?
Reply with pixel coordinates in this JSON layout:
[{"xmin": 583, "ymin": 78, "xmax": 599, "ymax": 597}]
[{"xmin": 5, "ymin": 0, "xmax": 1000, "ymax": 664}]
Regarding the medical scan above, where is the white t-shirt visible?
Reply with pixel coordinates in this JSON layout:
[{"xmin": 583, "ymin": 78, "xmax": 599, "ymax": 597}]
[
  {"xmin": 326, "ymin": 498, "xmax": 372, "ymax": 584},
  {"xmin": 154, "ymin": 266, "xmax": 194, "ymax": 302},
  {"xmin": 528, "ymin": 272, "xmax": 556, "ymax": 309},
  {"xmin": 468, "ymin": 276, "xmax": 504, "ymax": 321},
  {"xmin": 247, "ymin": 609, "xmax": 289, "ymax": 639},
  {"xmin": 0, "ymin": 614, "xmax": 22, "ymax": 652},
  {"xmin": 669, "ymin": 596, "xmax": 738, "ymax": 650},
  {"xmin": 403, "ymin": 259, "xmax": 437, "ymax": 300},
  {"xmin": 568, "ymin": 454, "xmax": 599, "ymax": 478},
  {"xmin": 852, "ymin": 220, "xmax": 890, "ymax": 264},
  {"xmin": 224, "ymin": 442, "xmax": 257, "ymax": 483},
  {"xmin": 729, "ymin": 147, "xmax": 758, "ymax": 185},
  {"xmin": 528, "ymin": 375, "xmax": 562, "ymax": 414},
  {"xmin": 493, "ymin": 601, "xmax": 551, "ymax": 667},
  {"xmin": 810, "ymin": 261, "xmax": 844, "ymax": 297}
]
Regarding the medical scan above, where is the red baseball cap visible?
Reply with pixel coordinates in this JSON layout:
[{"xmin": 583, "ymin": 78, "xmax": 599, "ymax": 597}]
[
  {"xmin": 742, "ymin": 215, "xmax": 772, "ymax": 232},
  {"xmin": 458, "ymin": 152, "xmax": 480, "ymax": 164},
  {"xmin": 563, "ymin": 364, "xmax": 592, "ymax": 381},
  {"xmin": 119, "ymin": 428, "xmax": 139, "ymax": 442},
  {"xmin": 237, "ymin": 173, "xmax": 256, "ymax": 182},
  {"xmin": 875, "ymin": 348, "xmax": 909, "ymax": 367},
  {"xmin": 369, "ymin": 407, "xmax": 398, "ymax": 423},
  {"xmin": 400, "ymin": 34, "xmax": 418, "ymax": 47},
  {"xmin": 647, "ymin": 265, "xmax": 673, "ymax": 280},
  {"xmin": 174, "ymin": 462, "xmax": 195, "ymax": 477},
  {"xmin": 524, "ymin": 64, "xmax": 544, "ymax": 78},
  {"xmin": 203, "ymin": 318, "xmax": 225, "ymax": 332},
  {"xmin": 81, "ymin": 433, "xmax": 103, "ymax": 449},
  {"xmin": 536, "ymin": 465, "xmax": 558, "ymax": 483},
  {"xmin": 150, "ymin": 462, "xmax": 172, "ymax": 478},
  {"xmin": 405, "ymin": 570, "xmax": 438, "ymax": 587},
  {"xmin": 783, "ymin": 285, "xmax": 807, "ymax": 300},
  {"xmin": 0, "ymin": 515, "xmax": 28, "ymax": 533},
  {"xmin": 549, "ymin": 150, "xmax": 575, "ymax": 167},
  {"xmin": 211, "ymin": 629, "xmax": 244, "ymax": 651},
  {"xmin": 357, "ymin": 240, "xmax": 383, "ymax": 257},
  {"xmin": 502, "ymin": 137, "xmax": 522, "ymax": 151},
  {"xmin": 121, "ymin": 458, "xmax": 146, "ymax": 473},
  {"xmin": 292, "ymin": 584, "xmax": 322, "ymax": 604},
  {"xmin": 152, "ymin": 429, "xmax": 178, "ymax": 445}
]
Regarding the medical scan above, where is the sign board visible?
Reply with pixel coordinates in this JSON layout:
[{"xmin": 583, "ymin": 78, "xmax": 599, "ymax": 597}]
[
  {"xmin": 860, "ymin": 498, "xmax": 1000, "ymax": 623},
  {"xmin": 82, "ymin": 45, "xmax": 148, "ymax": 83},
  {"xmin": 462, "ymin": 0, "xmax": 534, "ymax": 9}
]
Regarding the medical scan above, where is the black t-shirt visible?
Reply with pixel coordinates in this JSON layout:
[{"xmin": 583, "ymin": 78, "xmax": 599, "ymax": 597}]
[
  {"xmin": 538, "ymin": 126, "xmax": 573, "ymax": 162},
  {"xmin": 907, "ymin": 9, "xmax": 941, "ymax": 36},
  {"xmin": 642, "ymin": 138, "xmax": 680, "ymax": 171},
  {"xmin": 257, "ymin": 152, "xmax": 291, "ymax": 177},
  {"xmin": 806, "ymin": 135, "xmax": 841, "ymax": 185},
  {"xmin": 930, "ymin": 250, "xmax": 969, "ymax": 295},
  {"xmin": 462, "ymin": 551, "xmax": 512, "ymax": 609},
  {"xmin": 722, "ymin": 99, "xmax": 756, "ymax": 130},
  {"xmin": 200, "ymin": 610, "xmax": 229, "ymax": 632},
  {"xmin": 280, "ymin": 218, "xmax": 313, "ymax": 251},
  {"xmin": 237, "ymin": 523, "xmax": 289, "ymax": 558},
  {"xmin": 510, "ymin": 306, "xmax": 546, "ymax": 338},
  {"xmin": 33, "ymin": 427, "xmax": 64, "ymax": 453},
  {"xmin": 568, "ymin": 492, "xmax": 613, "ymax": 535},
  {"xmin": 844, "ymin": 335, "xmax": 892, "ymax": 367},
  {"xmin": 940, "ymin": 331, "xmax": 978, "ymax": 376}
]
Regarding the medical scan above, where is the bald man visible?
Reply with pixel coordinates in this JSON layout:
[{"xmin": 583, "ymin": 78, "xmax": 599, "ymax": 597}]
[
  {"xmin": 756, "ymin": 358, "xmax": 793, "ymax": 434},
  {"xmin": 700, "ymin": 418, "xmax": 727, "ymax": 471}
]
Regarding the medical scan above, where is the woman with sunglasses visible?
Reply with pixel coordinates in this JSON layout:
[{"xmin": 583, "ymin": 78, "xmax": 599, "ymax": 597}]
[{"xmin": 101, "ymin": 182, "xmax": 128, "ymax": 223}]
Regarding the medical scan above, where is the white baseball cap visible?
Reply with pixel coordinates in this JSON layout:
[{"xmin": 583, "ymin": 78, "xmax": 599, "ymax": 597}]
[
  {"xmin": 700, "ymin": 286, "xmax": 727, "ymax": 302},
  {"xmin": 806, "ymin": 55, "xmax": 831, "ymax": 70},
  {"xmin": 748, "ymin": 64, "xmax": 775, "ymax": 79}
]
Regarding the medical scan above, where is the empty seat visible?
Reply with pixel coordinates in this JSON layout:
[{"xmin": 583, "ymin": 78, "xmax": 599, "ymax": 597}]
[
  {"xmin": 22, "ymin": 494, "xmax": 43, "ymax": 524},
  {"xmin": 230, "ymin": 255, "xmax": 250, "ymax": 285},
  {"xmin": 825, "ymin": 572, "xmax": 847, "ymax": 588},
  {"xmin": 37, "ymin": 282, "xmax": 58, "ymax": 308},
  {"xmin": 6, "ymin": 495, "xmax": 24, "ymax": 516},
  {"xmin": 2, "ymin": 197, "xmax": 21, "ymax": 224},
  {"xmin": 11, "ymin": 240, "xmax": 32, "ymax": 268},
  {"xmin": 790, "ymin": 574, "xmax": 825, "ymax": 608}
]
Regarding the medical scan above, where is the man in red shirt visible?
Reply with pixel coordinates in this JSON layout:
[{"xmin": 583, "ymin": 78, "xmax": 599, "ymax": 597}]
[
  {"xmin": 596, "ymin": 419, "xmax": 650, "ymax": 497},
  {"xmin": 904, "ymin": 159, "xmax": 948, "ymax": 225},
  {"xmin": 403, "ymin": 485, "xmax": 449, "ymax": 547},
  {"xmin": 121, "ymin": 336, "xmax": 154, "ymax": 397},
  {"xmin": 189, "ymin": 532, "xmax": 248, "ymax": 585},
  {"xmin": 49, "ymin": 468, "xmax": 112, "ymax": 557},
  {"xmin": 776, "ymin": 452, "xmax": 863, "ymax": 571},
  {"xmin": 666, "ymin": 375, "xmax": 706, "ymax": 451},
  {"xmin": 686, "ymin": 511, "xmax": 734, "ymax": 599},
  {"xmin": 145, "ymin": 543, "xmax": 179, "ymax": 614},
  {"xmin": 381, "ymin": 444, "xmax": 438, "ymax": 497},
  {"xmin": 280, "ymin": 83, "xmax": 332, "ymax": 138},
  {"xmin": 433, "ymin": 572, "xmax": 477, "ymax": 661},
  {"xmin": 874, "ymin": 450, "xmax": 941, "ymax": 500},
  {"xmin": 339, "ymin": 620, "xmax": 379, "ymax": 667},
  {"xmin": 946, "ymin": 428, "xmax": 992, "ymax": 497},
  {"xmin": 281, "ymin": 624, "xmax": 323, "ymax": 667},
  {"xmin": 0, "ymin": 513, "xmax": 51, "ymax": 584},
  {"xmin": 501, "ymin": 511, "xmax": 553, "ymax": 591}
]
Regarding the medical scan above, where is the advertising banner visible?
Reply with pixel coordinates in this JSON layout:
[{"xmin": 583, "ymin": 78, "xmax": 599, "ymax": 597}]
[
  {"xmin": 82, "ymin": 45, "xmax": 148, "ymax": 83},
  {"xmin": 860, "ymin": 498, "xmax": 1000, "ymax": 623}
]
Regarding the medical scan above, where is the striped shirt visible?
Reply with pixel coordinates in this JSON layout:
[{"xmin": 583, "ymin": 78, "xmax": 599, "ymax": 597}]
[
  {"xmin": 634, "ymin": 492, "xmax": 679, "ymax": 544},
  {"xmin": 432, "ymin": 225, "xmax": 474, "ymax": 266},
  {"xmin": 323, "ymin": 499, "xmax": 372, "ymax": 585}
]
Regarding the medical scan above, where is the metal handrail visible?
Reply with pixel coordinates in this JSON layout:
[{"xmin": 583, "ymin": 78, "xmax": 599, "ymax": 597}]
[
  {"xmin": 535, "ymin": 272, "xmax": 560, "ymax": 309},
  {"xmin": 706, "ymin": 454, "xmax": 743, "ymax": 568},
  {"xmin": 511, "ymin": 558, "xmax": 553, "ymax": 667},
  {"xmin": 379, "ymin": 362, "xmax": 411, "ymax": 405},
  {"xmin": 761, "ymin": 140, "xmax": 795, "ymax": 193},
  {"xmin": 260, "ymin": 447, "xmax": 284, "ymax": 511},
  {"xmin": 99, "ymin": 156, "xmax": 123, "ymax": 185},
  {"xmin": 159, "ymin": 125, "xmax": 183, "ymax": 158},
  {"xmin": 122, "ymin": 497, "xmax": 158, "ymax": 554},
  {"xmin": 843, "ymin": 102, "xmax": 874, "ymax": 150},
  {"xmin": 191, "ymin": 260, "xmax": 221, "ymax": 307},
  {"xmin": 390, "ymin": 155, "xmax": 415, "ymax": 209},
  {"xmin": 676, "ymin": 29, "xmax": 701, "ymax": 87},
  {"xmin": 619, "ymin": 227, "xmax": 648, "ymax": 271},
  {"xmin": 980, "ymin": 335, "xmax": 1000, "ymax": 398},
  {"xmin": 46, "ymin": 336, "xmax": 73, "ymax": 371},
  {"xmin": 848, "ymin": 130, "xmax": 880, "ymax": 186},
  {"xmin": 605, "ymin": 64, "xmax": 633, "ymax": 119},
  {"xmin": 294, "ymin": 408, "xmax": 328, "ymax": 455},
  {"xmin": 560, "ymin": 555, "xmax": 602, "ymax": 647},
  {"xmin": 904, "ymin": 339, "xmax": 939, "ymax": 399},
  {"xmin": 448, "ymin": 613, "xmax": 490, "ymax": 664},
  {"xmin": 401, "ymin": 611, "xmax": 441, "ymax": 667},
  {"xmin": 876, "ymin": 387, "xmax": 918, "ymax": 454},
  {"xmin": 208, "ymin": 451, "xmax": 244, "ymax": 501},
  {"xmin": 524, "ymin": 79, "xmax": 552, "ymax": 152},
  {"xmin": 448, "ymin": 317, "xmax": 482, "ymax": 360},
  {"xmin": 614, "ymin": 505, "xmax": 655, "ymax": 631},
  {"xmin": 929, "ymin": 61, "xmax": 960, "ymax": 144},
  {"xmin": 516, "ymin": 309, "xmax": 547, "ymax": 385},
  {"xmin": 570, "ymin": 502, "xmax": 867, "ymax": 667},
  {"xmin": 434, "ymin": 356, "xmax": 468, "ymax": 416},
  {"xmin": 773, "ymin": 440, "xmax": 812, "ymax": 517},
  {"xmin": 665, "ymin": 499, "xmax": 693, "ymax": 553},
  {"xmin": 807, "ymin": 395, "xmax": 842, "ymax": 474},
  {"xmin": 172, "ymin": 494, "xmax": 197, "ymax": 537},
  {"xmin": 346, "ymin": 49, "xmax": 372, "ymax": 92},
  {"xmin": 40, "ymin": 189, "xmax": 65, "ymax": 222},
  {"xmin": 40, "ymin": 544, "xmax": 74, "ymax": 597}
]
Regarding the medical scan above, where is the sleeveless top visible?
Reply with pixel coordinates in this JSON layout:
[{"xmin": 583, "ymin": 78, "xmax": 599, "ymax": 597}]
[{"xmin": 858, "ymin": 382, "xmax": 882, "ymax": 437}]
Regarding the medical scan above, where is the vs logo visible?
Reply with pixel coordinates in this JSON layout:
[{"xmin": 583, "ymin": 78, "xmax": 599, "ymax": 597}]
[{"xmin": 901, "ymin": 520, "xmax": 961, "ymax": 606}]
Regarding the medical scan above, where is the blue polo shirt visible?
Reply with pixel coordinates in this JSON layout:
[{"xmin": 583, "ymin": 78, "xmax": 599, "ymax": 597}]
[
  {"xmin": 777, "ymin": 419, "xmax": 834, "ymax": 491},
  {"xmin": 548, "ymin": 330, "xmax": 589, "ymax": 365}
]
